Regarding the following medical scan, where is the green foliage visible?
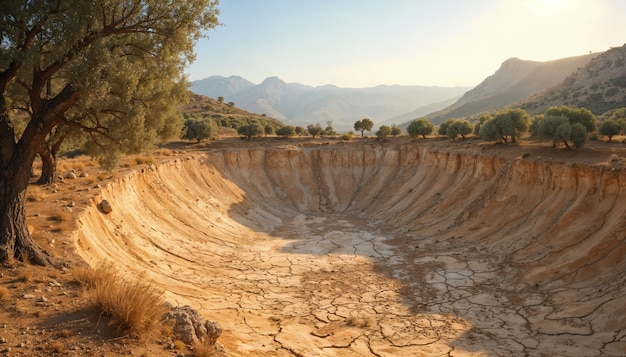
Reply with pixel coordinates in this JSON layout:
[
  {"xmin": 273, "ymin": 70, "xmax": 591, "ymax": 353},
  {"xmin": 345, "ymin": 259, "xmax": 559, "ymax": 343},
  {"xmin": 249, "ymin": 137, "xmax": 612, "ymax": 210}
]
[
  {"xmin": 445, "ymin": 118, "xmax": 474, "ymax": 140},
  {"xmin": 545, "ymin": 105, "xmax": 597, "ymax": 133},
  {"xmin": 479, "ymin": 108, "xmax": 530, "ymax": 143},
  {"xmin": 570, "ymin": 123, "xmax": 587, "ymax": 148},
  {"xmin": 295, "ymin": 126, "xmax": 305, "ymax": 135},
  {"xmin": 341, "ymin": 132, "xmax": 353, "ymax": 141},
  {"xmin": 390, "ymin": 125, "xmax": 402, "ymax": 137},
  {"xmin": 536, "ymin": 115, "xmax": 588, "ymax": 149},
  {"xmin": 264, "ymin": 124, "xmax": 275, "ymax": 137},
  {"xmin": 437, "ymin": 121, "xmax": 450, "ymax": 136},
  {"xmin": 354, "ymin": 118, "xmax": 374, "ymax": 137},
  {"xmin": 307, "ymin": 123, "xmax": 324, "ymax": 138},
  {"xmin": 237, "ymin": 121, "xmax": 264, "ymax": 141},
  {"xmin": 599, "ymin": 120, "xmax": 621, "ymax": 142},
  {"xmin": 376, "ymin": 125, "xmax": 392, "ymax": 139},
  {"xmin": 276, "ymin": 125, "xmax": 296, "ymax": 138},
  {"xmin": 182, "ymin": 119, "xmax": 217, "ymax": 142},
  {"xmin": 406, "ymin": 118, "xmax": 434, "ymax": 139},
  {"xmin": 323, "ymin": 126, "xmax": 336, "ymax": 136}
]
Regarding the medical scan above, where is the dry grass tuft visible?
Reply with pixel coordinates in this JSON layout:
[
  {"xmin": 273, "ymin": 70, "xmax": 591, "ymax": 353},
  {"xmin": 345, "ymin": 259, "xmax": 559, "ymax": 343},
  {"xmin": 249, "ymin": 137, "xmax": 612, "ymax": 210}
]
[
  {"xmin": 134, "ymin": 156, "xmax": 155, "ymax": 165},
  {"xmin": 154, "ymin": 148, "xmax": 173, "ymax": 156},
  {"xmin": 17, "ymin": 270, "xmax": 33, "ymax": 283},
  {"xmin": 0, "ymin": 286, "xmax": 10, "ymax": 300},
  {"xmin": 78, "ymin": 264, "xmax": 168, "ymax": 339},
  {"xmin": 345, "ymin": 313, "xmax": 374, "ymax": 328},
  {"xmin": 48, "ymin": 211, "xmax": 71, "ymax": 222},
  {"xmin": 27, "ymin": 186, "xmax": 47, "ymax": 202},
  {"xmin": 191, "ymin": 340, "xmax": 220, "ymax": 357}
]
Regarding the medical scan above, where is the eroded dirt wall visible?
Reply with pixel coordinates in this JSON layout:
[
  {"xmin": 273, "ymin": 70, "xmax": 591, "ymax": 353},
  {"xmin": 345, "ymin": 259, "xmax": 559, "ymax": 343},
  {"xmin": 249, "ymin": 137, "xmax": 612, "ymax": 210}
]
[{"xmin": 75, "ymin": 143, "xmax": 626, "ymax": 356}]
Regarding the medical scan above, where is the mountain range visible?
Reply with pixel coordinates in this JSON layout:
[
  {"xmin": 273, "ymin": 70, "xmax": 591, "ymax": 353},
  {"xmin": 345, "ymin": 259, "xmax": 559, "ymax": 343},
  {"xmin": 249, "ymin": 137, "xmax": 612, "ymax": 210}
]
[
  {"xmin": 190, "ymin": 77, "xmax": 471, "ymax": 130},
  {"xmin": 191, "ymin": 44, "xmax": 626, "ymax": 129}
]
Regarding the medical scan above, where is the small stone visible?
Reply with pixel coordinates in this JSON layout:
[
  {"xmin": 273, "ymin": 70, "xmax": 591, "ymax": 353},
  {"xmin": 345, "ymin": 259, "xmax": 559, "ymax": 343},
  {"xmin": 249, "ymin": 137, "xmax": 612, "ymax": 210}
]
[
  {"xmin": 67, "ymin": 201, "xmax": 75, "ymax": 207},
  {"xmin": 63, "ymin": 206, "xmax": 73, "ymax": 213},
  {"xmin": 99, "ymin": 200, "xmax": 113, "ymax": 214},
  {"xmin": 22, "ymin": 294, "xmax": 35, "ymax": 299},
  {"xmin": 0, "ymin": 337, "xmax": 6, "ymax": 343},
  {"xmin": 65, "ymin": 172, "xmax": 77, "ymax": 179},
  {"xmin": 79, "ymin": 171, "xmax": 89, "ymax": 178}
]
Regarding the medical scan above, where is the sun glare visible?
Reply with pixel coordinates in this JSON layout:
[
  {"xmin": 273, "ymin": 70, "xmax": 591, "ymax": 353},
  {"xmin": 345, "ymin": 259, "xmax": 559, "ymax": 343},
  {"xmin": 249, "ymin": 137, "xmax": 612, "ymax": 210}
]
[{"xmin": 526, "ymin": 0, "xmax": 577, "ymax": 16}]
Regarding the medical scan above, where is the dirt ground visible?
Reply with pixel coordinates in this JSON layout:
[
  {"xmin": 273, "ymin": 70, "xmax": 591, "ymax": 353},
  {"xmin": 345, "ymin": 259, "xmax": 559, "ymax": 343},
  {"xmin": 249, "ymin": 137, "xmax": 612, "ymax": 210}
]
[{"xmin": 2, "ymin": 133, "xmax": 626, "ymax": 356}]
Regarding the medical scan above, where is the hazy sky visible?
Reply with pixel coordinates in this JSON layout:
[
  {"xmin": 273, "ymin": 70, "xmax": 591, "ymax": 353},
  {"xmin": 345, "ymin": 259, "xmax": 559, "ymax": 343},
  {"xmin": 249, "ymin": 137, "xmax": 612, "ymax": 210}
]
[{"xmin": 186, "ymin": 0, "xmax": 626, "ymax": 88}]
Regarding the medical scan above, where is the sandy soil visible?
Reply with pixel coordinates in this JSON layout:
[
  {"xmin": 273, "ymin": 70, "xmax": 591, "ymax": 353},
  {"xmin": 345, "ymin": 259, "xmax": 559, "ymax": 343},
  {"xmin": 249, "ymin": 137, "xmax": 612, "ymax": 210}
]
[{"xmin": 68, "ymin": 136, "xmax": 626, "ymax": 356}]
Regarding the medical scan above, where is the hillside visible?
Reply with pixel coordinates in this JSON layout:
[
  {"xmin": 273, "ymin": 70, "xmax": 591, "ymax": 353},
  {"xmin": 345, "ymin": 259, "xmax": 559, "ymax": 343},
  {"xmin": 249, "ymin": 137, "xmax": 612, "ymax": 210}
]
[
  {"xmin": 425, "ymin": 53, "xmax": 599, "ymax": 124},
  {"xmin": 518, "ymin": 44, "xmax": 626, "ymax": 115},
  {"xmin": 183, "ymin": 92, "xmax": 284, "ymax": 129},
  {"xmin": 190, "ymin": 76, "xmax": 471, "ymax": 130}
]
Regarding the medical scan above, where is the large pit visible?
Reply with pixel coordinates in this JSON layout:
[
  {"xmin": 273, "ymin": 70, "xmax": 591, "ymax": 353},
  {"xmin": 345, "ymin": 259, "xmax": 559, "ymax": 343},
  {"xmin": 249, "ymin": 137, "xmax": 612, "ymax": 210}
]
[{"xmin": 76, "ymin": 142, "xmax": 626, "ymax": 356}]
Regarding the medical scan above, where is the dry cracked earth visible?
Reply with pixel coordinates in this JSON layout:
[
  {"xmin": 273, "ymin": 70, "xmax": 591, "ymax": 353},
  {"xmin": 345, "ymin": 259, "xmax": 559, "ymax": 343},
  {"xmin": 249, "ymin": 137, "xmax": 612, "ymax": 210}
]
[{"xmin": 75, "ymin": 139, "xmax": 626, "ymax": 356}]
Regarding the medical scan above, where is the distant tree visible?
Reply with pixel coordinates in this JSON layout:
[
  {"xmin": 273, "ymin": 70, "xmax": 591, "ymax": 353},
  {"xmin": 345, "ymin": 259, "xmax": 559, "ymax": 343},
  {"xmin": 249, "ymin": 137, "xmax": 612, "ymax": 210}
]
[
  {"xmin": 407, "ymin": 119, "xmax": 434, "ymax": 139},
  {"xmin": 437, "ymin": 121, "xmax": 450, "ymax": 136},
  {"xmin": 354, "ymin": 118, "xmax": 374, "ymax": 137},
  {"xmin": 238, "ymin": 121, "xmax": 264, "ymax": 141},
  {"xmin": 307, "ymin": 123, "xmax": 324, "ymax": 138},
  {"xmin": 264, "ymin": 124, "xmax": 275, "ymax": 137},
  {"xmin": 474, "ymin": 114, "xmax": 492, "ymax": 135},
  {"xmin": 537, "ymin": 115, "xmax": 575, "ymax": 148},
  {"xmin": 570, "ymin": 123, "xmax": 587, "ymax": 148},
  {"xmin": 391, "ymin": 125, "xmax": 402, "ymax": 137},
  {"xmin": 217, "ymin": 96, "xmax": 224, "ymax": 103},
  {"xmin": 446, "ymin": 119, "xmax": 474, "ymax": 140},
  {"xmin": 376, "ymin": 125, "xmax": 392, "ymax": 139},
  {"xmin": 227, "ymin": 101, "xmax": 235, "ymax": 107},
  {"xmin": 599, "ymin": 120, "xmax": 621, "ymax": 142},
  {"xmin": 276, "ymin": 125, "xmax": 296, "ymax": 138},
  {"xmin": 545, "ymin": 105, "xmax": 597, "ymax": 133},
  {"xmin": 183, "ymin": 119, "xmax": 218, "ymax": 143},
  {"xmin": 323, "ymin": 126, "xmax": 336, "ymax": 136},
  {"xmin": 295, "ymin": 126, "xmax": 305, "ymax": 136},
  {"xmin": 479, "ymin": 109, "xmax": 529, "ymax": 144}
]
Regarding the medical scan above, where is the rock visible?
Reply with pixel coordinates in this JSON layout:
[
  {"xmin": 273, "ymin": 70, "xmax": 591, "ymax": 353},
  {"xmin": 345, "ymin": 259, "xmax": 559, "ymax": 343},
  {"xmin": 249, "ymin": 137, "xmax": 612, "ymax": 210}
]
[
  {"xmin": 79, "ymin": 171, "xmax": 89, "ymax": 178},
  {"xmin": 63, "ymin": 206, "xmax": 72, "ymax": 213},
  {"xmin": 162, "ymin": 306, "xmax": 222, "ymax": 345},
  {"xmin": 99, "ymin": 200, "xmax": 113, "ymax": 214},
  {"xmin": 67, "ymin": 201, "xmax": 75, "ymax": 207},
  {"xmin": 37, "ymin": 296, "xmax": 48, "ymax": 303},
  {"xmin": 22, "ymin": 294, "xmax": 35, "ymax": 299},
  {"xmin": 65, "ymin": 171, "xmax": 77, "ymax": 179},
  {"xmin": 610, "ymin": 154, "xmax": 620, "ymax": 161}
]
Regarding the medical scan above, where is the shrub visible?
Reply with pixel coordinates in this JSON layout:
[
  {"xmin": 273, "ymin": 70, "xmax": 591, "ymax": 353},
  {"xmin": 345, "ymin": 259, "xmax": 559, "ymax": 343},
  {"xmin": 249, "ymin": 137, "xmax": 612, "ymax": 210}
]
[
  {"xmin": 79, "ymin": 265, "xmax": 168, "ymax": 338},
  {"xmin": 341, "ymin": 133, "xmax": 353, "ymax": 141}
]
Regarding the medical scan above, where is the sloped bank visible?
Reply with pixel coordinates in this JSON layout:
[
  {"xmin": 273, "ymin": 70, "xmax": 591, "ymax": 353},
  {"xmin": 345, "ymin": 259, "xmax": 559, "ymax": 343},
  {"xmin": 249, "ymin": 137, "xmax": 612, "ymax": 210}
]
[{"xmin": 75, "ymin": 142, "xmax": 626, "ymax": 356}]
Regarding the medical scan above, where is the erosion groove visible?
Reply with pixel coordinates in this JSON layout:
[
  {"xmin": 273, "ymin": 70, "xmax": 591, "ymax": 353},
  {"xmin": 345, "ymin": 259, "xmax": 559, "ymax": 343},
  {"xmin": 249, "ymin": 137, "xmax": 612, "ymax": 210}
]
[{"xmin": 75, "ymin": 143, "xmax": 626, "ymax": 356}]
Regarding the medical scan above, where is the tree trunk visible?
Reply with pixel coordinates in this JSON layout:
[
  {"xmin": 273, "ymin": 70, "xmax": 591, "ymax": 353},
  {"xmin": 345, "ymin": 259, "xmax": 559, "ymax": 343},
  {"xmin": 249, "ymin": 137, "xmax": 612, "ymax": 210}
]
[
  {"xmin": 0, "ymin": 163, "xmax": 54, "ymax": 265},
  {"xmin": 1, "ymin": 97, "xmax": 55, "ymax": 266},
  {"xmin": 37, "ymin": 141, "xmax": 61, "ymax": 185}
]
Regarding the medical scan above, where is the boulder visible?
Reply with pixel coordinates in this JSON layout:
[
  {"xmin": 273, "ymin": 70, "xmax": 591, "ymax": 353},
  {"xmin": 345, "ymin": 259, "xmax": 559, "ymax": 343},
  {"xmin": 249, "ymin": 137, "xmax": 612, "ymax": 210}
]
[
  {"xmin": 98, "ymin": 200, "xmax": 113, "ymax": 214},
  {"xmin": 162, "ymin": 305, "xmax": 222, "ymax": 345}
]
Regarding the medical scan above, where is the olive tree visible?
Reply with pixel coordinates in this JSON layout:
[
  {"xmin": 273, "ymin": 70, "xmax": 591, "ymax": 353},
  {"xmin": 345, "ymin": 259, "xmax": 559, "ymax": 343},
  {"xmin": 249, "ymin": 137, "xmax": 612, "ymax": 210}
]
[
  {"xmin": 446, "ymin": 119, "xmax": 474, "ymax": 140},
  {"xmin": 375, "ymin": 125, "xmax": 392, "ymax": 139},
  {"xmin": 479, "ymin": 109, "xmax": 530, "ymax": 144},
  {"xmin": 183, "ymin": 118, "xmax": 217, "ymax": 142},
  {"xmin": 407, "ymin": 118, "xmax": 434, "ymax": 139},
  {"xmin": 0, "ymin": 0, "xmax": 220, "ymax": 265},
  {"xmin": 238, "ymin": 121, "xmax": 264, "ymax": 141},
  {"xmin": 354, "ymin": 118, "xmax": 374, "ymax": 137},
  {"xmin": 307, "ymin": 123, "xmax": 324, "ymax": 138},
  {"xmin": 537, "ymin": 115, "xmax": 587, "ymax": 149},
  {"xmin": 599, "ymin": 120, "xmax": 621, "ymax": 142},
  {"xmin": 545, "ymin": 105, "xmax": 597, "ymax": 133},
  {"xmin": 276, "ymin": 125, "xmax": 296, "ymax": 138}
]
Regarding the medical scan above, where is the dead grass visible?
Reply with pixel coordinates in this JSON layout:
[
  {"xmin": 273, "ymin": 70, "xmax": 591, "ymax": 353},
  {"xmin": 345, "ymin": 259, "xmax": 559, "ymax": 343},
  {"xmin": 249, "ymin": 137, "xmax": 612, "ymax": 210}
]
[
  {"xmin": 192, "ymin": 340, "xmax": 221, "ymax": 357},
  {"xmin": 48, "ymin": 211, "xmax": 71, "ymax": 222},
  {"xmin": 76, "ymin": 264, "xmax": 168, "ymax": 339},
  {"xmin": 0, "ymin": 286, "xmax": 10, "ymax": 301},
  {"xmin": 345, "ymin": 313, "xmax": 374, "ymax": 328},
  {"xmin": 26, "ymin": 186, "xmax": 47, "ymax": 202},
  {"xmin": 135, "ymin": 156, "xmax": 155, "ymax": 165}
]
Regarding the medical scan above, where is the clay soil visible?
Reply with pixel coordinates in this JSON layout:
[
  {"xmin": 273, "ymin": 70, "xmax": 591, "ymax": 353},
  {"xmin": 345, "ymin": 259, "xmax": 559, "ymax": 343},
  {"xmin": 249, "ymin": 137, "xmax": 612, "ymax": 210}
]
[{"xmin": 2, "ymin": 134, "xmax": 626, "ymax": 356}]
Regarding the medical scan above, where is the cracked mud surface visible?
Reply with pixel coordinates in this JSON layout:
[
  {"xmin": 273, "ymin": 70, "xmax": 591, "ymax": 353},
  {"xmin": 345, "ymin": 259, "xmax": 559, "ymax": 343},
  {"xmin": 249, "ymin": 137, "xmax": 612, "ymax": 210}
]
[{"xmin": 76, "ymin": 142, "xmax": 626, "ymax": 356}]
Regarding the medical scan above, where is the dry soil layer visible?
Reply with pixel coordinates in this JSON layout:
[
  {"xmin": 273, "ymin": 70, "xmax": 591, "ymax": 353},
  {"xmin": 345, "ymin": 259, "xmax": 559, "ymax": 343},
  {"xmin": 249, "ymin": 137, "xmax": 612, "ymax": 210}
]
[{"xmin": 75, "ymin": 142, "xmax": 626, "ymax": 356}]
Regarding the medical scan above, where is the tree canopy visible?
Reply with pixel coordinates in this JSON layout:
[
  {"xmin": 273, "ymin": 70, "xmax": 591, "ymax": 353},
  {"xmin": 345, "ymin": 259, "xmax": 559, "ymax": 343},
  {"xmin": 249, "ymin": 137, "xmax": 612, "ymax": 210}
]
[
  {"xmin": 354, "ymin": 118, "xmax": 374, "ymax": 137},
  {"xmin": 406, "ymin": 118, "xmax": 434, "ymax": 139},
  {"xmin": 0, "ymin": 0, "xmax": 220, "ymax": 264}
]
